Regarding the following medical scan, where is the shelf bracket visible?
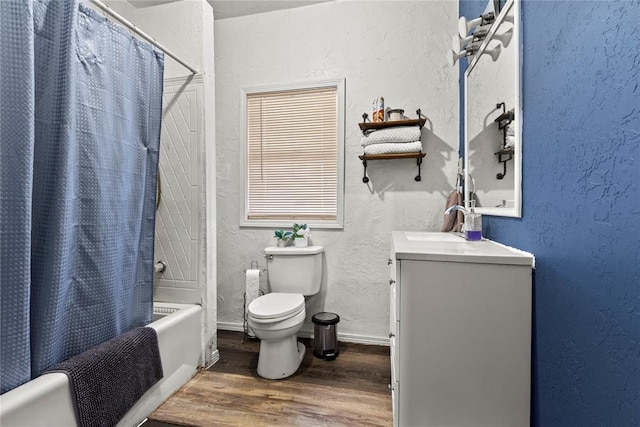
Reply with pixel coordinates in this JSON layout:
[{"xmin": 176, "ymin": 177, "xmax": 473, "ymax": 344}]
[
  {"xmin": 415, "ymin": 155, "xmax": 423, "ymax": 181},
  {"xmin": 495, "ymin": 150, "xmax": 513, "ymax": 180},
  {"xmin": 361, "ymin": 157, "xmax": 370, "ymax": 183},
  {"xmin": 416, "ymin": 109, "xmax": 424, "ymax": 128}
]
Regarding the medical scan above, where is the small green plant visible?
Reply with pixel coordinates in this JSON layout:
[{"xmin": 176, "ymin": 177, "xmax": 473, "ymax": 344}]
[
  {"xmin": 292, "ymin": 223, "xmax": 309, "ymax": 239},
  {"xmin": 274, "ymin": 229, "xmax": 292, "ymax": 240}
]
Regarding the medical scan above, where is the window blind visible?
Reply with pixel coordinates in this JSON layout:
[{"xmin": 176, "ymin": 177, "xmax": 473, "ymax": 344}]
[{"xmin": 246, "ymin": 87, "xmax": 338, "ymax": 221}]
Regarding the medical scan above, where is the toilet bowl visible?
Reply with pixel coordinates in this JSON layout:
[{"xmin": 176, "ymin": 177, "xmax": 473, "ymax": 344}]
[
  {"xmin": 248, "ymin": 245, "xmax": 323, "ymax": 380},
  {"xmin": 248, "ymin": 293, "xmax": 306, "ymax": 379}
]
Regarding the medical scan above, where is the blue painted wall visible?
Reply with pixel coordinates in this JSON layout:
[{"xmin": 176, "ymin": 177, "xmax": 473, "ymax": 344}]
[{"xmin": 459, "ymin": 0, "xmax": 640, "ymax": 425}]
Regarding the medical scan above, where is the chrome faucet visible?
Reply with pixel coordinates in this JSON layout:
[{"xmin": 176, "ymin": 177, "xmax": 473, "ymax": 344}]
[
  {"xmin": 444, "ymin": 205, "xmax": 467, "ymax": 233},
  {"xmin": 444, "ymin": 204, "xmax": 468, "ymax": 216}
]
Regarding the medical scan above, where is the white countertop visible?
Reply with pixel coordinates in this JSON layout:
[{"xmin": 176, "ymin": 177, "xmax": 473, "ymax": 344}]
[{"xmin": 392, "ymin": 231, "xmax": 534, "ymax": 266}]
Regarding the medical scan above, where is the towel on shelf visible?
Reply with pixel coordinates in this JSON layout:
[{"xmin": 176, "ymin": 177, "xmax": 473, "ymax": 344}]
[
  {"xmin": 361, "ymin": 126, "xmax": 421, "ymax": 147},
  {"xmin": 363, "ymin": 140, "xmax": 423, "ymax": 155},
  {"xmin": 505, "ymin": 123, "xmax": 516, "ymax": 148},
  {"xmin": 441, "ymin": 189, "xmax": 464, "ymax": 232},
  {"xmin": 47, "ymin": 326, "xmax": 163, "ymax": 427}
]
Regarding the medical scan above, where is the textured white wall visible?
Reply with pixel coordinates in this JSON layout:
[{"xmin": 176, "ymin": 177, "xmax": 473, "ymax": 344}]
[{"xmin": 215, "ymin": 1, "xmax": 459, "ymax": 341}]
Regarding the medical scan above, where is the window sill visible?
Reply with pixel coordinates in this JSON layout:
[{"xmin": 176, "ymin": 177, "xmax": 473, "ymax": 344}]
[{"xmin": 239, "ymin": 219, "xmax": 343, "ymax": 230}]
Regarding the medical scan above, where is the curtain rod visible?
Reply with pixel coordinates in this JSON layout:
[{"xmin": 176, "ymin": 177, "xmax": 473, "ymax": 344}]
[{"xmin": 88, "ymin": 0, "xmax": 199, "ymax": 75}]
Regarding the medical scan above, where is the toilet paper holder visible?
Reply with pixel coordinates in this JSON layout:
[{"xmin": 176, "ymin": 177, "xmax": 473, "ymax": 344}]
[
  {"xmin": 243, "ymin": 261, "xmax": 265, "ymax": 342},
  {"xmin": 246, "ymin": 260, "xmax": 266, "ymax": 273}
]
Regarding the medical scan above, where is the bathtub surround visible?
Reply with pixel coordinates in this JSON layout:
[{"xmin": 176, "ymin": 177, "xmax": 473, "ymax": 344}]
[
  {"xmin": 459, "ymin": 0, "xmax": 640, "ymax": 424},
  {"xmin": 154, "ymin": 76, "xmax": 205, "ymax": 304},
  {"xmin": 215, "ymin": 0, "xmax": 459, "ymax": 342},
  {"xmin": 0, "ymin": 0, "xmax": 163, "ymax": 393}
]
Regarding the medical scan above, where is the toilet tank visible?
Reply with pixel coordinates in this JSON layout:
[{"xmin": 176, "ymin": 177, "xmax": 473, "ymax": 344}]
[{"xmin": 265, "ymin": 246, "xmax": 324, "ymax": 295}]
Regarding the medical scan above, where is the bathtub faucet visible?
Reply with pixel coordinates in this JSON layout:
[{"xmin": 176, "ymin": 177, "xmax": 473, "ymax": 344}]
[{"xmin": 154, "ymin": 261, "xmax": 167, "ymax": 273}]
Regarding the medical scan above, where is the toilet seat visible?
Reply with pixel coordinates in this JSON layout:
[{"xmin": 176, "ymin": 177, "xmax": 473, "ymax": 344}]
[{"xmin": 248, "ymin": 293, "xmax": 304, "ymax": 323}]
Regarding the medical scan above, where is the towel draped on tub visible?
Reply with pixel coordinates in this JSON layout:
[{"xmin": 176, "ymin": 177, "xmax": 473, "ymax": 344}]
[{"xmin": 48, "ymin": 326, "xmax": 163, "ymax": 427}]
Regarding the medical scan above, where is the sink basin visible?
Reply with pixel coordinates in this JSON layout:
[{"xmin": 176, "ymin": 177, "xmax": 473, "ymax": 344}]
[{"xmin": 404, "ymin": 232, "xmax": 465, "ymax": 242}]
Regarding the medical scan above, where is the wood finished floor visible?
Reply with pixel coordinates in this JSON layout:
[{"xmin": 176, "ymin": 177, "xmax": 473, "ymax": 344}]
[{"xmin": 145, "ymin": 330, "xmax": 392, "ymax": 427}]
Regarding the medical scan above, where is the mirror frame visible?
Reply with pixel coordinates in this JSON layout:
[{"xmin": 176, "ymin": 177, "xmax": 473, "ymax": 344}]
[{"xmin": 464, "ymin": 0, "xmax": 522, "ymax": 217}]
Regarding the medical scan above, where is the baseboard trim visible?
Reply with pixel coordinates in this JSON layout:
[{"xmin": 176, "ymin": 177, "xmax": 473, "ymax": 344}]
[
  {"xmin": 216, "ymin": 321, "xmax": 245, "ymax": 332},
  {"xmin": 216, "ymin": 322, "xmax": 389, "ymax": 346},
  {"xmin": 331, "ymin": 332, "xmax": 389, "ymax": 346}
]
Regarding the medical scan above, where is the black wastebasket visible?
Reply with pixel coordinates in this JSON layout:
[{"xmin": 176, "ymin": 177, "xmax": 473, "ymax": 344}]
[{"xmin": 312, "ymin": 312, "xmax": 340, "ymax": 360}]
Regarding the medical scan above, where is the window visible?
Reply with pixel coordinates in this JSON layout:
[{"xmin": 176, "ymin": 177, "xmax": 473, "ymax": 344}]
[{"xmin": 240, "ymin": 79, "xmax": 344, "ymax": 228}]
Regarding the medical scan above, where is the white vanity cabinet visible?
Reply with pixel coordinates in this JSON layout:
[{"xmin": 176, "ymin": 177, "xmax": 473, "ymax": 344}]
[{"xmin": 389, "ymin": 232, "xmax": 534, "ymax": 427}]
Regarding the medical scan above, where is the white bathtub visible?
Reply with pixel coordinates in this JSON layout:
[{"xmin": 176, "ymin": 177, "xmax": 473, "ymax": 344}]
[{"xmin": 0, "ymin": 302, "xmax": 202, "ymax": 427}]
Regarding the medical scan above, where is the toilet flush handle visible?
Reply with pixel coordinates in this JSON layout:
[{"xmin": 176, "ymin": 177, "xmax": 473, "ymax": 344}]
[{"xmin": 265, "ymin": 254, "xmax": 274, "ymax": 261}]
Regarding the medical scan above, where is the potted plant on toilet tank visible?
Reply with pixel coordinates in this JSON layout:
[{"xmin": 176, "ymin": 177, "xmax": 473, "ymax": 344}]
[
  {"xmin": 292, "ymin": 223, "xmax": 310, "ymax": 247},
  {"xmin": 274, "ymin": 229, "xmax": 292, "ymax": 247}
]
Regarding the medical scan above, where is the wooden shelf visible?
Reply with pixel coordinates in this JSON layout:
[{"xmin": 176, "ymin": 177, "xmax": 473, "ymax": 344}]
[
  {"xmin": 358, "ymin": 152, "xmax": 427, "ymax": 183},
  {"xmin": 494, "ymin": 147, "xmax": 513, "ymax": 180},
  {"xmin": 494, "ymin": 147, "xmax": 514, "ymax": 155},
  {"xmin": 358, "ymin": 108, "xmax": 427, "ymax": 183},
  {"xmin": 359, "ymin": 118, "xmax": 427, "ymax": 132},
  {"xmin": 358, "ymin": 152, "xmax": 426, "ymax": 161}
]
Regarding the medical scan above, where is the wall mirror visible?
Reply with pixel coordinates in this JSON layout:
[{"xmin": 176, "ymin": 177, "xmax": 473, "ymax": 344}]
[{"xmin": 464, "ymin": 0, "xmax": 521, "ymax": 217}]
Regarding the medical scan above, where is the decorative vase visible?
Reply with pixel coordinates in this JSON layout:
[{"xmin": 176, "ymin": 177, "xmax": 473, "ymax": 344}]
[
  {"xmin": 294, "ymin": 237, "xmax": 308, "ymax": 248},
  {"xmin": 277, "ymin": 239, "xmax": 287, "ymax": 247}
]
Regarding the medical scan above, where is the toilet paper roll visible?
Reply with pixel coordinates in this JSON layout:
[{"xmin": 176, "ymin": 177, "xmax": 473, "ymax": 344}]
[{"xmin": 245, "ymin": 269, "xmax": 260, "ymax": 337}]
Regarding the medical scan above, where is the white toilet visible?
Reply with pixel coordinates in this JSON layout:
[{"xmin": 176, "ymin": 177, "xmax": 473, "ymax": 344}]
[{"xmin": 247, "ymin": 245, "xmax": 323, "ymax": 379}]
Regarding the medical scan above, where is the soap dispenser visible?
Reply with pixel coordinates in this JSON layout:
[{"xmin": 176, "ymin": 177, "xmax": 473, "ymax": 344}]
[{"xmin": 464, "ymin": 200, "xmax": 482, "ymax": 241}]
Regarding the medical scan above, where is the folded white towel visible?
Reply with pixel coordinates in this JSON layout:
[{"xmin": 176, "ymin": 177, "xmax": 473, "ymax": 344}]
[
  {"xmin": 361, "ymin": 126, "xmax": 421, "ymax": 147},
  {"xmin": 363, "ymin": 141, "xmax": 423, "ymax": 155},
  {"xmin": 505, "ymin": 123, "xmax": 516, "ymax": 148}
]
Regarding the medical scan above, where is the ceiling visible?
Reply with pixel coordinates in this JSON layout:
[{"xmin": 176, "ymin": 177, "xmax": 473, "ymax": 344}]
[
  {"xmin": 208, "ymin": 0, "xmax": 332, "ymax": 20},
  {"xmin": 125, "ymin": 0, "xmax": 331, "ymax": 21}
]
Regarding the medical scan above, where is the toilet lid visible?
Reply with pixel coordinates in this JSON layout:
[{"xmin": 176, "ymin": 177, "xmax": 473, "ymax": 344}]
[{"xmin": 248, "ymin": 293, "xmax": 304, "ymax": 320}]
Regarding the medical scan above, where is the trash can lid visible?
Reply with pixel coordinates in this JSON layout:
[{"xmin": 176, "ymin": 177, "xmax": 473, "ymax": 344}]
[{"xmin": 312, "ymin": 312, "xmax": 340, "ymax": 325}]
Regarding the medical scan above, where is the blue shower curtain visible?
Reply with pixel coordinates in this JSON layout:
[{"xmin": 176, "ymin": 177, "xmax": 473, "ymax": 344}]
[{"xmin": 0, "ymin": 0, "xmax": 164, "ymax": 393}]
